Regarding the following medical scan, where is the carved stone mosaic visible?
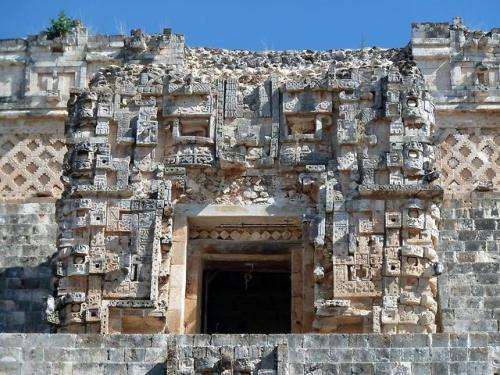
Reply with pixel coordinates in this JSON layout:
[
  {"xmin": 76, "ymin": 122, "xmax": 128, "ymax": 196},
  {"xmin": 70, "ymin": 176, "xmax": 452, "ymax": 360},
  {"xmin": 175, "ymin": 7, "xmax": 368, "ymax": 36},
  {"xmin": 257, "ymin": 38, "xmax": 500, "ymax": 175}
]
[{"xmin": 50, "ymin": 44, "xmax": 444, "ymax": 335}]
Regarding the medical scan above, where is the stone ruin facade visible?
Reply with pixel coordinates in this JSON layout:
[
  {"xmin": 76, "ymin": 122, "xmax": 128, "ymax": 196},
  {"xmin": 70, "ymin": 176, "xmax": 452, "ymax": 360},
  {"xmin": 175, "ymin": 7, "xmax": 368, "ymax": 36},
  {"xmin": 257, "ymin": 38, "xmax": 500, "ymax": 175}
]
[
  {"xmin": 49, "ymin": 38, "xmax": 445, "ymax": 335},
  {"xmin": 0, "ymin": 15, "xmax": 499, "ymax": 374}
]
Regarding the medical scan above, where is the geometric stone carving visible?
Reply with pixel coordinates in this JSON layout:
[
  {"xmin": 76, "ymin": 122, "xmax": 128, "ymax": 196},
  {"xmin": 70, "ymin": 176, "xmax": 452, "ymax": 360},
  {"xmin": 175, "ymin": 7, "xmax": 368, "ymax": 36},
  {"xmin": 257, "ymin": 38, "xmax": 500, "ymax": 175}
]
[
  {"xmin": 437, "ymin": 127, "xmax": 499, "ymax": 193},
  {"xmin": 189, "ymin": 226, "xmax": 302, "ymax": 241},
  {"xmin": 0, "ymin": 134, "xmax": 65, "ymax": 201},
  {"xmin": 53, "ymin": 43, "xmax": 443, "ymax": 334}
]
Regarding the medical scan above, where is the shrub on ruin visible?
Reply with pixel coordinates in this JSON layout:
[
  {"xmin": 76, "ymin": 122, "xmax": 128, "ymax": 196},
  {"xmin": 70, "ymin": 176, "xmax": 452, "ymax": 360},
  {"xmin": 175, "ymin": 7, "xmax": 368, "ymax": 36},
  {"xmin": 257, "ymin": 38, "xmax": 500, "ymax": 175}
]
[{"xmin": 45, "ymin": 11, "xmax": 79, "ymax": 40}]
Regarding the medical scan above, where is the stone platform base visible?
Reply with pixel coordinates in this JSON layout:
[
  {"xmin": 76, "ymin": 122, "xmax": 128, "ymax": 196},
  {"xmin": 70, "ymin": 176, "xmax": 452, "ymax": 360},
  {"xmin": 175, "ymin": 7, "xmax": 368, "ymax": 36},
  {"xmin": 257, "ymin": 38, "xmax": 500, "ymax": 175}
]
[{"xmin": 0, "ymin": 333, "xmax": 497, "ymax": 374}]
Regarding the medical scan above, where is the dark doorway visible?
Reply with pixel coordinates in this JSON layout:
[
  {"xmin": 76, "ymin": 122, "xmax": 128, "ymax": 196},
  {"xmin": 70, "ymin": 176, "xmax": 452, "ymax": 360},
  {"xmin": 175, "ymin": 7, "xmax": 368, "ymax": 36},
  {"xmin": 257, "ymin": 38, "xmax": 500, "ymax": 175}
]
[{"xmin": 201, "ymin": 269, "xmax": 291, "ymax": 334}]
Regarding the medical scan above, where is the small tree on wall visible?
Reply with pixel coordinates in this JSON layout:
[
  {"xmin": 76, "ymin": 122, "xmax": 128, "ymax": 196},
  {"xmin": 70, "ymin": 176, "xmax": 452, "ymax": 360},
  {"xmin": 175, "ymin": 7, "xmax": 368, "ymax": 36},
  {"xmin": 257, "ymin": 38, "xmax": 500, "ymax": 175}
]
[{"xmin": 45, "ymin": 11, "xmax": 79, "ymax": 40}]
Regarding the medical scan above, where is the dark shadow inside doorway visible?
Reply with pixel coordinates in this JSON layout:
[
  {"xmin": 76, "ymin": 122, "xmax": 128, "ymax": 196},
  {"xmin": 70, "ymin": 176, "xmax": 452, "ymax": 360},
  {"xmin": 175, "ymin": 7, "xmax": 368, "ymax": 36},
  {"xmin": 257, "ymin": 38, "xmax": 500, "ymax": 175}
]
[{"xmin": 201, "ymin": 269, "xmax": 291, "ymax": 334}]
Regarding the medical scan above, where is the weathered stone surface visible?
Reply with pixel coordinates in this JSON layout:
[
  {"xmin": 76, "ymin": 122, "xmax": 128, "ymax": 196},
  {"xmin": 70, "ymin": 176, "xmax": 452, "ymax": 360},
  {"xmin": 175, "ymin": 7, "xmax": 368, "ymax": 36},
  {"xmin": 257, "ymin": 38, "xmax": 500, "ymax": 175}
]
[
  {"xmin": 0, "ymin": 203, "xmax": 57, "ymax": 333},
  {"xmin": 0, "ymin": 333, "xmax": 495, "ymax": 374},
  {"xmin": 437, "ymin": 195, "xmax": 500, "ymax": 334},
  {"xmin": 0, "ymin": 15, "xmax": 497, "ymax": 373},
  {"xmin": 49, "ymin": 25, "xmax": 446, "ymax": 335}
]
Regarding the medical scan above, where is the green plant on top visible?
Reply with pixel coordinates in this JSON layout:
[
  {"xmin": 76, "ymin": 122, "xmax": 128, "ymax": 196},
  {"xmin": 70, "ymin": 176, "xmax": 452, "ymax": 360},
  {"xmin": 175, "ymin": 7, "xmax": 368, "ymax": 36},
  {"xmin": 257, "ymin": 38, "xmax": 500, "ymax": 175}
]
[{"xmin": 45, "ymin": 11, "xmax": 79, "ymax": 40}]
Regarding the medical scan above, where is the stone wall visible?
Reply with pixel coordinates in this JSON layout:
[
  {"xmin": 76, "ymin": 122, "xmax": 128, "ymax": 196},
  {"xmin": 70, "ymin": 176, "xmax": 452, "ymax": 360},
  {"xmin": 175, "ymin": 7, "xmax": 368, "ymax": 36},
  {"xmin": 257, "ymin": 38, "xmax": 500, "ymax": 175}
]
[
  {"xmin": 411, "ymin": 17, "xmax": 500, "ymax": 338},
  {"xmin": 0, "ymin": 333, "xmax": 497, "ymax": 374},
  {"xmin": 412, "ymin": 17, "xmax": 500, "ymax": 111},
  {"xmin": 0, "ymin": 203, "xmax": 58, "ymax": 332},
  {"xmin": 438, "ymin": 193, "xmax": 500, "ymax": 333}
]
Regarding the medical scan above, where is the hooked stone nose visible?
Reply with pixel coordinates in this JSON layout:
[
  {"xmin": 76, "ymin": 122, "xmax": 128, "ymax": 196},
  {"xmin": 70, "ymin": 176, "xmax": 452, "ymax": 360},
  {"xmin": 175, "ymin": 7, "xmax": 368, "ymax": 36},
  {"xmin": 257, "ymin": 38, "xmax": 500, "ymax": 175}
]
[{"xmin": 433, "ymin": 262, "xmax": 444, "ymax": 276}]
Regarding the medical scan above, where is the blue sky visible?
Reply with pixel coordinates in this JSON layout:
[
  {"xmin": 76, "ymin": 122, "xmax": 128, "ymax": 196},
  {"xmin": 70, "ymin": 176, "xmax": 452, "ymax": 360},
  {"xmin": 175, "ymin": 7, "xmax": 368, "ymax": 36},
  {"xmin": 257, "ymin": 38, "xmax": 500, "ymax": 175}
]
[{"xmin": 1, "ymin": 0, "xmax": 499, "ymax": 50}]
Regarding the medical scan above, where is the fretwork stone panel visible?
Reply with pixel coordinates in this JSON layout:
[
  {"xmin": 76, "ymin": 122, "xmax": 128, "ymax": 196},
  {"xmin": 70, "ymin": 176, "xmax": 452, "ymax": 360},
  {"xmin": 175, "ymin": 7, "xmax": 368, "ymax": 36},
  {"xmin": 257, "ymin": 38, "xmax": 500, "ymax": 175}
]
[
  {"xmin": 0, "ymin": 134, "xmax": 66, "ymax": 201},
  {"xmin": 437, "ymin": 127, "xmax": 499, "ymax": 195}
]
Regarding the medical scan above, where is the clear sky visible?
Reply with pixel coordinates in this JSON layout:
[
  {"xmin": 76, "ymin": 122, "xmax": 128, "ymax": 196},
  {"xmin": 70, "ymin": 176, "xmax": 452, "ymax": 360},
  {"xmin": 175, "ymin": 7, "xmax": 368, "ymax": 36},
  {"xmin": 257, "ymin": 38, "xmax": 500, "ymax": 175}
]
[{"xmin": 0, "ymin": 0, "xmax": 499, "ymax": 50}]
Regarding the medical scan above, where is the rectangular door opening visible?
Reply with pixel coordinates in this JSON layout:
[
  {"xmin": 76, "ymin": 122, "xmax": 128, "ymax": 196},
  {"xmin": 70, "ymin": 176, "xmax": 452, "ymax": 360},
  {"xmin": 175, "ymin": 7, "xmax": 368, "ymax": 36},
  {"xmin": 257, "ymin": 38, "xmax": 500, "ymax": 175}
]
[{"xmin": 201, "ymin": 264, "xmax": 291, "ymax": 334}]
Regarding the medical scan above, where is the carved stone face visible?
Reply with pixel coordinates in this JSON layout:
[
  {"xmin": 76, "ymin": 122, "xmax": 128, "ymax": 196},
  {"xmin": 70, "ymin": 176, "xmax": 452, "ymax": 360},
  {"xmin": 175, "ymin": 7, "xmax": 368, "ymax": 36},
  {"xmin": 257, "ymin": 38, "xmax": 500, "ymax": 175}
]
[
  {"xmin": 401, "ymin": 90, "xmax": 432, "ymax": 135},
  {"xmin": 63, "ymin": 255, "xmax": 88, "ymax": 276},
  {"xmin": 73, "ymin": 148, "xmax": 93, "ymax": 171},
  {"xmin": 96, "ymin": 103, "xmax": 112, "ymax": 118},
  {"xmin": 403, "ymin": 141, "xmax": 424, "ymax": 176},
  {"xmin": 401, "ymin": 256, "xmax": 424, "ymax": 277},
  {"xmin": 403, "ymin": 204, "xmax": 425, "ymax": 231},
  {"xmin": 78, "ymin": 99, "xmax": 95, "ymax": 119}
]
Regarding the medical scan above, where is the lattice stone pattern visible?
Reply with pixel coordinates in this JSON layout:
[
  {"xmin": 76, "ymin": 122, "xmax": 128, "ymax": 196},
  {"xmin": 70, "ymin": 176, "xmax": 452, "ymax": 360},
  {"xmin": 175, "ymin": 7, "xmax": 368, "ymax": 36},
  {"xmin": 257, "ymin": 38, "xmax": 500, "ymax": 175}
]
[
  {"xmin": 0, "ymin": 134, "xmax": 66, "ymax": 201},
  {"xmin": 437, "ymin": 128, "xmax": 500, "ymax": 193}
]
